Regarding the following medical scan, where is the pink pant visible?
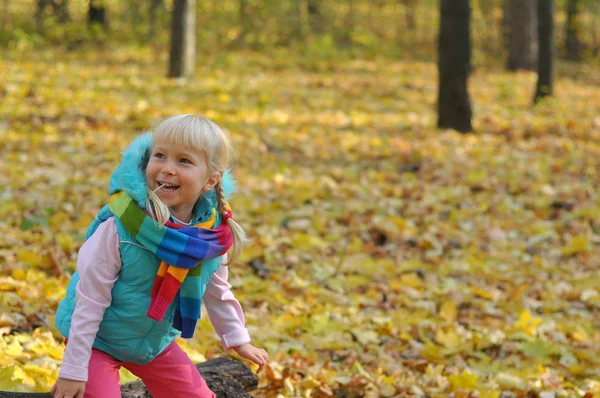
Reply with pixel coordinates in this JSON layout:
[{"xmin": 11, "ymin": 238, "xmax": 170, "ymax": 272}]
[{"xmin": 84, "ymin": 342, "xmax": 215, "ymax": 398}]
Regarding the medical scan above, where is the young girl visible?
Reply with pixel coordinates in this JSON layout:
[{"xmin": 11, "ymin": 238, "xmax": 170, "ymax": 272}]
[{"xmin": 52, "ymin": 115, "xmax": 268, "ymax": 398}]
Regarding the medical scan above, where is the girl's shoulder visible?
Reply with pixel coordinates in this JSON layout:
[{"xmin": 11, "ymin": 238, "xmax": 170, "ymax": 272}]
[{"xmin": 86, "ymin": 204, "xmax": 115, "ymax": 239}]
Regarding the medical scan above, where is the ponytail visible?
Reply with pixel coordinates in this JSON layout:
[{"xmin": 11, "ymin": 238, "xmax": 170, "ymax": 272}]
[{"xmin": 215, "ymin": 179, "xmax": 249, "ymax": 264}]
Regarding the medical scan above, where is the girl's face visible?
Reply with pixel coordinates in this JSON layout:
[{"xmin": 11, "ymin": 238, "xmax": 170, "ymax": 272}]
[{"xmin": 145, "ymin": 143, "xmax": 216, "ymax": 222}]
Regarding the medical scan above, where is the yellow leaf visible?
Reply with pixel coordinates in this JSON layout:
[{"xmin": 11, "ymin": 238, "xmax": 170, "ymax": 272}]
[
  {"xmin": 5, "ymin": 340, "xmax": 23, "ymax": 358},
  {"xmin": 440, "ymin": 300, "xmax": 457, "ymax": 322},
  {"xmin": 0, "ymin": 366, "xmax": 21, "ymax": 391},
  {"xmin": 17, "ymin": 251, "xmax": 45, "ymax": 268},
  {"xmin": 496, "ymin": 373, "xmax": 526, "ymax": 390},
  {"xmin": 448, "ymin": 370, "xmax": 478, "ymax": 391},
  {"xmin": 300, "ymin": 376, "xmax": 321, "ymax": 390},
  {"xmin": 237, "ymin": 244, "xmax": 264, "ymax": 263},
  {"xmin": 22, "ymin": 364, "xmax": 57, "ymax": 390},
  {"xmin": 466, "ymin": 169, "xmax": 488, "ymax": 185},
  {"xmin": 471, "ymin": 286, "xmax": 494, "ymax": 300},
  {"xmin": 354, "ymin": 330, "xmax": 380, "ymax": 346},
  {"xmin": 435, "ymin": 327, "xmax": 460, "ymax": 348},
  {"xmin": 380, "ymin": 379, "xmax": 397, "ymax": 397},
  {"xmin": 12, "ymin": 366, "xmax": 36, "ymax": 388},
  {"xmin": 12, "ymin": 269, "xmax": 26, "ymax": 281},
  {"xmin": 514, "ymin": 310, "xmax": 542, "ymax": 336},
  {"xmin": 27, "ymin": 339, "xmax": 64, "ymax": 360},
  {"xmin": 571, "ymin": 326, "xmax": 589, "ymax": 343},
  {"xmin": 478, "ymin": 389, "xmax": 501, "ymax": 398},
  {"xmin": 389, "ymin": 216, "xmax": 406, "ymax": 230},
  {"xmin": 283, "ymin": 377, "xmax": 295, "ymax": 394},
  {"xmin": 399, "ymin": 273, "xmax": 423, "ymax": 289},
  {"xmin": 56, "ymin": 233, "xmax": 77, "ymax": 251},
  {"xmin": 561, "ymin": 234, "xmax": 589, "ymax": 255}
]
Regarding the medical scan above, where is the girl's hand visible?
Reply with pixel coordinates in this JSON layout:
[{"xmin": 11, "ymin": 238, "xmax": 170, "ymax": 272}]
[
  {"xmin": 51, "ymin": 377, "xmax": 85, "ymax": 398},
  {"xmin": 233, "ymin": 343, "xmax": 269, "ymax": 373}
]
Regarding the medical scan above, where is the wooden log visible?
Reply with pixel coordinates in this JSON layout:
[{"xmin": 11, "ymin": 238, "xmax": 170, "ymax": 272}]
[{"xmin": 0, "ymin": 357, "xmax": 258, "ymax": 398}]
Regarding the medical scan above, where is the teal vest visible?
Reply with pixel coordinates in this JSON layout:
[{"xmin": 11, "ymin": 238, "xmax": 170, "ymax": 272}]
[{"xmin": 55, "ymin": 202, "xmax": 222, "ymax": 364}]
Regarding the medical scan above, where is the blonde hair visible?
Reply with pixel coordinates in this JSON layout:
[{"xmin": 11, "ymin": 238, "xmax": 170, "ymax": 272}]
[{"xmin": 145, "ymin": 114, "xmax": 249, "ymax": 264}]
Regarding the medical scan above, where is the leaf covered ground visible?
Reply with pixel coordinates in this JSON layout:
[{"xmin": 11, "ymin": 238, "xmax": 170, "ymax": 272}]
[{"xmin": 0, "ymin": 48, "xmax": 600, "ymax": 397}]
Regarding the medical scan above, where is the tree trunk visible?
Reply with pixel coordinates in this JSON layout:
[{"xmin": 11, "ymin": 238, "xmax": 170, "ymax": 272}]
[
  {"xmin": 37, "ymin": 0, "xmax": 70, "ymax": 26},
  {"xmin": 477, "ymin": 0, "xmax": 494, "ymax": 51},
  {"xmin": 342, "ymin": 0, "xmax": 354, "ymax": 43},
  {"xmin": 0, "ymin": 357, "xmax": 257, "ymax": 398},
  {"xmin": 148, "ymin": 0, "xmax": 162, "ymax": 42},
  {"xmin": 36, "ymin": 0, "xmax": 51, "ymax": 28},
  {"xmin": 507, "ymin": 0, "xmax": 537, "ymax": 70},
  {"xmin": 52, "ymin": 0, "xmax": 70, "ymax": 23},
  {"xmin": 564, "ymin": 0, "xmax": 581, "ymax": 60},
  {"xmin": 168, "ymin": 0, "xmax": 196, "ymax": 78},
  {"xmin": 403, "ymin": 0, "xmax": 417, "ymax": 31},
  {"xmin": 437, "ymin": 0, "xmax": 472, "ymax": 133},
  {"xmin": 238, "ymin": 0, "xmax": 252, "ymax": 42},
  {"xmin": 89, "ymin": 0, "xmax": 108, "ymax": 30},
  {"xmin": 307, "ymin": 0, "xmax": 322, "ymax": 34},
  {"xmin": 501, "ymin": 0, "xmax": 510, "ymax": 50},
  {"xmin": 1, "ymin": 0, "xmax": 7, "ymax": 30},
  {"xmin": 534, "ymin": 0, "xmax": 554, "ymax": 103},
  {"xmin": 291, "ymin": 0, "xmax": 306, "ymax": 40}
]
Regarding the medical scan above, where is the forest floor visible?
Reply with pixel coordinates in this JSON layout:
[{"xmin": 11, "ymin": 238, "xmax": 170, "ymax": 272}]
[{"xmin": 1, "ymin": 47, "xmax": 600, "ymax": 397}]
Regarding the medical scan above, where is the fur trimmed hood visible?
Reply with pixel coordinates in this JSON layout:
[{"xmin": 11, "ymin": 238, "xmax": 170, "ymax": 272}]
[{"xmin": 108, "ymin": 133, "xmax": 236, "ymax": 211}]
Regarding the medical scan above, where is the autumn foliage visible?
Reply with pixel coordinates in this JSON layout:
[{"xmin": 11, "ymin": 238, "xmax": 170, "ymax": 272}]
[{"xmin": 1, "ymin": 46, "xmax": 600, "ymax": 397}]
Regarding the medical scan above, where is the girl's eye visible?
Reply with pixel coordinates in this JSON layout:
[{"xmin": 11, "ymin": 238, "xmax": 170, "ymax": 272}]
[
  {"xmin": 180, "ymin": 158, "xmax": 191, "ymax": 164},
  {"xmin": 154, "ymin": 153, "xmax": 165, "ymax": 159}
]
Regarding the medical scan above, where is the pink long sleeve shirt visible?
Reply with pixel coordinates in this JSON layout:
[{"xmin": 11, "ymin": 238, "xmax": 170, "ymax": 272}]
[{"xmin": 59, "ymin": 218, "xmax": 250, "ymax": 382}]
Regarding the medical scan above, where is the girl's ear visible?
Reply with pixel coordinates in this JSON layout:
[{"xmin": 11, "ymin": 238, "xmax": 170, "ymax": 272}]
[{"xmin": 203, "ymin": 172, "xmax": 221, "ymax": 192}]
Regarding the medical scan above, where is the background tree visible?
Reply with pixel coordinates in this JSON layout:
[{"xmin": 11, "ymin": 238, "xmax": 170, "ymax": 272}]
[
  {"xmin": 53, "ymin": 0, "xmax": 70, "ymax": 23},
  {"xmin": 437, "ymin": 0, "xmax": 472, "ymax": 133},
  {"xmin": 307, "ymin": 0, "xmax": 323, "ymax": 35},
  {"xmin": 148, "ymin": 0, "xmax": 163, "ymax": 43},
  {"xmin": 89, "ymin": 0, "xmax": 108, "ymax": 30},
  {"xmin": 403, "ymin": 0, "xmax": 417, "ymax": 31},
  {"xmin": 36, "ymin": 0, "xmax": 70, "ymax": 28},
  {"xmin": 534, "ymin": 0, "xmax": 554, "ymax": 103},
  {"xmin": 168, "ymin": 0, "xmax": 196, "ymax": 78},
  {"xmin": 507, "ymin": 0, "xmax": 537, "ymax": 70},
  {"xmin": 564, "ymin": 0, "xmax": 582, "ymax": 60},
  {"xmin": 236, "ymin": 0, "xmax": 252, "ymax": 45},
  {"xmin": 501, "ymin": 0, "xmax": 510, "ymax": 49},
  {"xmin": 290, "ymin": 0, "xmax": 306, "ymax": 41}
]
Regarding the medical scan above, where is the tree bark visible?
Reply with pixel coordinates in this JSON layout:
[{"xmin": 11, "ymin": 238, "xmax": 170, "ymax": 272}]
[
  {"xmin": 501, "ymin": 0, "xmax": 510, "ymax": 50},
  {"xmin": 168, "ymin": 0, "xmax": 196, "ymax": 78},
  {"xmin": 36, "ymin": 0, "xmax": 51, "ymax": 28},
  {"xmin": 403, "ymin": 0, "xmax": 417, "ymax": 31},
  {"xmin": 507, "ymin": 0, "xmax": 537, "ymax": 71},
  {"xmin": 148, "ymin": 0, "xmax": 162, "ymax": 42},
  {"xmin": 307, "ymin": 0, "xmax": 323, "ymax": 34},
  {"xmin": 52, "ymin": 0, "xmax": 70, "ymax": 23},
  {"xmin": 89, "ymin": 0, "xmax": 108, "ymax": 30},
  {"xmin": 1, "ymin": 0, "xmax": 7, "ymax": 30},
  {"xmin": 534, "ymin": 0, "xmax": 554, "ymax": 103},
  {"xmin": 437, "ymin": 0, "xmax": 472, "ymax": 133},
  {"xmin": 291, "ymin": 0, "xmax": 305, "ymax": 40},
  {"xmin": 238, "ymin": 0, "xmax": 252, "ymax": 42},
  {"xmin": 0, "ymin": 357, "xmax": 257, "ymax": 398},
  {"xmin": 36, "ymin": 0, "xmax": 70, "ymax": 26},
  {"xmin": 564, "ymin": 0, "xmax": 581, "ymax": 60}
]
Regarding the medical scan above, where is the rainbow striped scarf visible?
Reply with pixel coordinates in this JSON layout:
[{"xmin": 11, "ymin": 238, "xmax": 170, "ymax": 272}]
[{"xmin": 109, "ymin": 191, "xmax": 233, "ymax": 338}]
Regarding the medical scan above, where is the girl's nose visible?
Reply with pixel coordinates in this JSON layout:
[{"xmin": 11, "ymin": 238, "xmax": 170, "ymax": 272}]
[{"xmin": 162, "ymin": 161, "xmax": 177, "ymax": 175}]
